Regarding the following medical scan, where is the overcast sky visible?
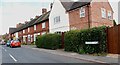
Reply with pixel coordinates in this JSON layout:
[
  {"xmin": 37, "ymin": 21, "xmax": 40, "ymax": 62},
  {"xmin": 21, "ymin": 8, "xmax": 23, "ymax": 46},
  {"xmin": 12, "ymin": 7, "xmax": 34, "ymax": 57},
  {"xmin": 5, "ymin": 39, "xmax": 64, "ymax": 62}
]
[{"xmin": 0, "ymin": 0, "xmax": 119, "ymax": 35}]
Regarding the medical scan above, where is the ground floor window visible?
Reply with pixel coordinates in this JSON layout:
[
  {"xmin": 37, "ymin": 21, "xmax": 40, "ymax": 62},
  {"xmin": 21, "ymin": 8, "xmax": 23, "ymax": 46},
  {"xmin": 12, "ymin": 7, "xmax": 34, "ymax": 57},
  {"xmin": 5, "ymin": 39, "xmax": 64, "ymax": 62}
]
[
  {"xmin": 34, "ymin": 34, "xmax": 37, "ymax": 42},
  {"xmin": 28, "ymin": 35, "xmax": 31, "ymax": 41},
  {"xmin": 31, "ymin": 35, "xmax": 33, "ymax": 42}
]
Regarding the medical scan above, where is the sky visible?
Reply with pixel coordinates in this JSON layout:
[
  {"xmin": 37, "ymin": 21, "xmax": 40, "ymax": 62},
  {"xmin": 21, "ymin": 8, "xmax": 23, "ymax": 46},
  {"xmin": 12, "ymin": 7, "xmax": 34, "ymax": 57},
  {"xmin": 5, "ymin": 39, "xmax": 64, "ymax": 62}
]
[{"xmin": 0, "ymin": 0, "xmax": 119, "ymax": 35}]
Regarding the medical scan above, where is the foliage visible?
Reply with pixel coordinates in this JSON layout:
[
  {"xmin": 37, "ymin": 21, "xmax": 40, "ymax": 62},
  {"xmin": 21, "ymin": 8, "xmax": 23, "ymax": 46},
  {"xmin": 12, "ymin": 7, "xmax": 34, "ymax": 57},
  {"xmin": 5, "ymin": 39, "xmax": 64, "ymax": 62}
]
[
  {"xmin": 35, "ymin": 34, "xmax": 62, "ymax": 50},
  {"xmin": 64, "ymin": 26, "xmax": 107, "ymax": 54}
]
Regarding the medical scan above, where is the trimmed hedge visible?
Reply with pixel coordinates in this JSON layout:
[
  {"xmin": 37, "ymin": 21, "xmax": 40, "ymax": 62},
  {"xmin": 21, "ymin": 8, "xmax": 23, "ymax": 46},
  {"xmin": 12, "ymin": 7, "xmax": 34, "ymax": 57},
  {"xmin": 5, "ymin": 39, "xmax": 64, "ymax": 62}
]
[
  {"xmin": 35, "ymin": 34, "xmax": 62, "ymax": 50},
  {"xmin": 64, "ymin": 26, "xmax": 107, "ymax": 54}
]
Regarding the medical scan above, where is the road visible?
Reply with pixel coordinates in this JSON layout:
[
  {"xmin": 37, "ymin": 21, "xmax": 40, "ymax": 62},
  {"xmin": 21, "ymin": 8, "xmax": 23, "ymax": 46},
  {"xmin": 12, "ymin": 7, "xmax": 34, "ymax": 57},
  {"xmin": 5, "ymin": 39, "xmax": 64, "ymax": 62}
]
[{"xmin": 1, "ymin": 45, "xmax": 110, "ymax": 65}]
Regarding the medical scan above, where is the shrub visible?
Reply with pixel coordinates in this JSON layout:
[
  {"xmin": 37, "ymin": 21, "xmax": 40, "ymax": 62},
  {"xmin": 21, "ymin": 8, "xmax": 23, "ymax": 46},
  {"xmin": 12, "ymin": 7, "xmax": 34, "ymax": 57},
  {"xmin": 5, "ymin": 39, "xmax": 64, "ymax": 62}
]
[
  {"xmin": 35, "ymin": 34, "xmax": 61, "ymax": 50},
  {"xmin": 64, "ymin": 26, "xmax": 107, "ymax": 54}
]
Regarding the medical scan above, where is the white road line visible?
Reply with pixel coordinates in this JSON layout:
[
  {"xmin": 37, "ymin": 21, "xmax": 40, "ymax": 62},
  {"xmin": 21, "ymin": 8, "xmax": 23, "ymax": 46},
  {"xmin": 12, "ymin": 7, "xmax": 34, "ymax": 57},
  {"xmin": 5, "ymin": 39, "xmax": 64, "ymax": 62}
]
[
  {"xmin": 2, "ymin": 47, "xmax": 7, "ymax": 52},
  {"xmin": 4, "ymin": 49, "xmax": 7, "ymax": 52},
  {"xmin": 9, "ymin": 54, "xmax": 17, "ymax": 62}
]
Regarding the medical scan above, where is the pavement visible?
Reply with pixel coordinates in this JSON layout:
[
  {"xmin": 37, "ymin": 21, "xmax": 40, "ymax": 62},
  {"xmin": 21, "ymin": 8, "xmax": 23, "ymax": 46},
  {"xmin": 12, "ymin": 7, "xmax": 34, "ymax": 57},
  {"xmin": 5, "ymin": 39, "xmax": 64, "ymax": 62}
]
[{"xmin": 22, "ymin": 45, "xmax": 120, "ymax": 65}]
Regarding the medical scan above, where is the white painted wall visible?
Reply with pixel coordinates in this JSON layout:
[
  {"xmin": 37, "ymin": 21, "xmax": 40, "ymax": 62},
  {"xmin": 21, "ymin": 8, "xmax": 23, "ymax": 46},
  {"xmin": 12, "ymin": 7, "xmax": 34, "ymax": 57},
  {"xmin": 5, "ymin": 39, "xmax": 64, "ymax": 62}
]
[
  {"xmin": 23, "ymin": 35, "xmax": 27, "ymax": 43},
  {"xmin": 49, "ymin": 0, "xmax": 70, "ymax": 33},
  {"xmin": 15, "ymin": 32, "xmax": 18, "ymax": 39}
]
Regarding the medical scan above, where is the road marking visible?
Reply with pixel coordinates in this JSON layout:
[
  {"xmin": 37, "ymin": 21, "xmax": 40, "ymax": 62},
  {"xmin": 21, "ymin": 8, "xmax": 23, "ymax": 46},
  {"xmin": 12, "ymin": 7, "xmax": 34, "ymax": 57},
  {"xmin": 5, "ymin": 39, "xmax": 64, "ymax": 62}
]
[
  {"xmin": 9, "ymin": 54, "xmax": 17, "ymax": 62},
  {"xmin": 4, "ymin": 49, "xmax": 7, "ymax": 52},
  {"xmin": 2, "ymin": 47, "xmax": 7, "ymax": 52}
]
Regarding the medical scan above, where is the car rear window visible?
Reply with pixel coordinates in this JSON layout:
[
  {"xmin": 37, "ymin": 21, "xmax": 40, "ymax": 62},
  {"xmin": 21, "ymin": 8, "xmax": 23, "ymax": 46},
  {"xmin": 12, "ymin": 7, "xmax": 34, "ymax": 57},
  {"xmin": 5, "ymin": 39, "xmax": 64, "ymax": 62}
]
[{"xmin": 14, "ymin": 40, "xmax": 19, "ymax": 43}]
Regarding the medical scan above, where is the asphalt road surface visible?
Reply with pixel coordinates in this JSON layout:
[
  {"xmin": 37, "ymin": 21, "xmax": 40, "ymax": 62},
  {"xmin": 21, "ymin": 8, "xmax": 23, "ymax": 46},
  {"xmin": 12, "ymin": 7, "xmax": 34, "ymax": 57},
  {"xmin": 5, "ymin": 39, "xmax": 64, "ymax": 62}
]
[{"xmin": 1, "ymin": 45, "xmax": 110, "ymax": 65}]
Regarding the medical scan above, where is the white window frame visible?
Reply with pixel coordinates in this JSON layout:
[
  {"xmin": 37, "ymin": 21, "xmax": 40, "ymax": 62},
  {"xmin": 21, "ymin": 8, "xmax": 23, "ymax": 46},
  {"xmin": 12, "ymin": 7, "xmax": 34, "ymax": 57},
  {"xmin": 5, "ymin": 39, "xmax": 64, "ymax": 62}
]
[
  {"xmin": 31, "ymin": 35, "xmax": 33, "ymax": 42},
  {"xmin": 80, "ymin": 7, "xmax": 85, "ymax": 18},
  {"xmin": 54, "ymin": 16, "xmax": 60, "ymax": 24},
  {"xmin": 28, "ymin": 28, "xmax": 30, "ymax": 32},
  {"xmin": 28, "ymin": 35, "xmax": 31, "ymax": 41},
  {"xmin": 42, "ymin": 22, "xmax": 46, "ymax": 29},
  {"xmin": 37, "ymin": 33, "xmax": 40, "ymax": 35},
  {"xmin": 23, "ymin": 30, "xmax": 25, "ymax": 34},
  {"xmin": 108, "ymin": 11, "xmax": 112, "ymax": 20},
  {"xmin": 101, "ymin": 8, "xmax": 106, "ymax": 18},
  {"xmin": 34, "ymin": 25, "xmax": 36, "ymax": 30}
]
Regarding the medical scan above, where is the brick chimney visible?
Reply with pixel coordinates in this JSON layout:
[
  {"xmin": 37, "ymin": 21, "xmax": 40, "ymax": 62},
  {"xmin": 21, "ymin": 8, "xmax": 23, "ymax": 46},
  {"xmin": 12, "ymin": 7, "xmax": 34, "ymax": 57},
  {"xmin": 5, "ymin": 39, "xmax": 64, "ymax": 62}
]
[
  {"xmin": 30, "ymin": 18, "xmax": 33, "ymax": 21},
  {"xmin": 25, "ymin": 21, "xmax": 28, "ymax": 24},
  {"xmin": 35, "ymin": 15, "xmax": 39, "ymax": 19},
  {"xmin": 42, "ymin": 8, "xmax": 47, "ymax": 14},
  {"xmin": 16, "ymin": 23, "xmax": 23, "ymax": 28}
]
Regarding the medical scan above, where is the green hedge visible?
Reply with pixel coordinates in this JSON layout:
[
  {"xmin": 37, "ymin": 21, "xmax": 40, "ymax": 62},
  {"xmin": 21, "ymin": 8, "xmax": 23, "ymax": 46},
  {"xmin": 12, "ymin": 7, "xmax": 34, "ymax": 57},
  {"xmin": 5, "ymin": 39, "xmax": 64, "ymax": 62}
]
[
  {"xmin": 64, "ymin": 26, "xmax": 107, "ymax": 54},
  {"xmin": 35, "ymin": 34, "xmax": 62, "ymax": 50}
]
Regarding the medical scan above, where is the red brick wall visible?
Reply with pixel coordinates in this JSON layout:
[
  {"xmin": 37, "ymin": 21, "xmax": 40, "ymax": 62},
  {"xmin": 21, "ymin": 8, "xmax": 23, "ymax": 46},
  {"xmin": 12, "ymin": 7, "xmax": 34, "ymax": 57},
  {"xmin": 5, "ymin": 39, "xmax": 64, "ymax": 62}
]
[
  {"xmin": 29, "ymin": 26, "xmax": 34, "ymax": 35},
  {"xmin": 18, "ymin": 31, "xmax": 23, "ymax": 43},
  {"xmin": 90, "ymin": 2, "xmax": 113, "ymax": 27},
  {"xmin": 18, "ymin": 20, "xmax": 49, "ymax": 43},
  {"xmin": 69, "ymin": 6, "xmax": 89, "ymax": 30},
  {"xmin": 35, "ymin": 23, "xmax": 42, "ymax": 33},
  {"xmin": 35, "ymin": 20, "xmax": 49, "ymax": 35},
  {"xmin": 68, "ymin": 1, "xmax": 113, "ymax": 30},
  {"xmin": 27, "ymin": 26, "xmax": 34, "ymax": 43},
  {"xmin": 25, "ymin": 28, "xmax": 28, "ymax": 35},
  {"xmin": 18, "ymin": 31, "xmax": 23, "ymax": 37},
  {"xmin": 42, "ymin": 21, "xmax": 49, "ymax": 33}
]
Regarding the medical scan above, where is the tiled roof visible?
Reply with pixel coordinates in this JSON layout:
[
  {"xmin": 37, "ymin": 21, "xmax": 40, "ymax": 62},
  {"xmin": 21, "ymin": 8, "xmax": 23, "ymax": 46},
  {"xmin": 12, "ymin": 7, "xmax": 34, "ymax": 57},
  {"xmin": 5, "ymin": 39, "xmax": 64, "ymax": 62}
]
[
  {"xmin": 33, "ymin": 11, "xmax": 50, "ymax": 25},
  {"xmin": 10, "ymin": 11, "xmax": 50, "ymax": 34},
  {"xmin": 60, "ymin": 0, "xmax": 92, "ymax": 11},
  {"xmin": 9, "ymin": 28, "xmax": 17, "ymax": 34}
]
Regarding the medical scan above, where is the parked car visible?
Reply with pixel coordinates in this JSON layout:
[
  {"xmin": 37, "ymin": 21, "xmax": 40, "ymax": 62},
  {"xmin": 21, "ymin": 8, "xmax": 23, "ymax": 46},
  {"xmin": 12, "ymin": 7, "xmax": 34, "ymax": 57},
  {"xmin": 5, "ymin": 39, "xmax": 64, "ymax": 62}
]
[
  {"xmin": 6, "ymin": 40, "xmax": 11, "ymax": 47},
  {"xmin": 0, "ymin": 40, "xmax": 6, "ymax": 45},
  {"xmin": 10, "ymin": 40, "xmax": 21, "ymax": 48}
]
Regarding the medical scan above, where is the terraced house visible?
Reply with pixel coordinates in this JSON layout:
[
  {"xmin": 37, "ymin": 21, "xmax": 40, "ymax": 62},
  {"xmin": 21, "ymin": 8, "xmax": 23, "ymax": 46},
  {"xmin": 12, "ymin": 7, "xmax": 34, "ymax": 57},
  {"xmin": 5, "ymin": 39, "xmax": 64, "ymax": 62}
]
[
  {"xmin": 9, "ymin": 9, "xmax": 50, "ymax": 44},
  {"xmin": 49, "ymin": 0, "xmax": 113, "ymax": 33}
]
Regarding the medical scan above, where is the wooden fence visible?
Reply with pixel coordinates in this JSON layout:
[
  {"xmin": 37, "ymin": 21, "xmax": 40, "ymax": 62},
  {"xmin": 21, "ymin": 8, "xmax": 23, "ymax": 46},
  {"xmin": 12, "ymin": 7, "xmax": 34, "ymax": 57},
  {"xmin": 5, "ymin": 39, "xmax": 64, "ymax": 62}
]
[{"xmin": 107, "ymin": 24, "xmax": 120, "ymax": 54}]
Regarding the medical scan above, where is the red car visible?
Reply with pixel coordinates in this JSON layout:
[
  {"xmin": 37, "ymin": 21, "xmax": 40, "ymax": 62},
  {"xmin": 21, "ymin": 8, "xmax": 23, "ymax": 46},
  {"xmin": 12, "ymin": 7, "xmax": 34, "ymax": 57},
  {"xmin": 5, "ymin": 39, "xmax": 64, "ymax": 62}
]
[{"xmin": 10, "ymin": 40, "xmax": 21, "ymax": 48}]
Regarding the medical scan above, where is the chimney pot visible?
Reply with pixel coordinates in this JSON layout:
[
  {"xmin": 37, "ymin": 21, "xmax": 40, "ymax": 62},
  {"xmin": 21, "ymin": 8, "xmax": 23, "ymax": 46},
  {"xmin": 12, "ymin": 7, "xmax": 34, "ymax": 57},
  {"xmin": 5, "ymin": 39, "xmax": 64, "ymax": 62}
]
[
  {"xmin": 50, "ymin": 3, "xmax": 53, "ymax": 10},
  {"xmin": 35, "ymin": 16, "xmax": 39, "ymax": 19},
  {"xmin": 42, "ymin": 8, "xmax": 47, "ymax": 14},
  {"xmin": 25, "ymin": 21, "xmax": 28, "ymax": 24}
]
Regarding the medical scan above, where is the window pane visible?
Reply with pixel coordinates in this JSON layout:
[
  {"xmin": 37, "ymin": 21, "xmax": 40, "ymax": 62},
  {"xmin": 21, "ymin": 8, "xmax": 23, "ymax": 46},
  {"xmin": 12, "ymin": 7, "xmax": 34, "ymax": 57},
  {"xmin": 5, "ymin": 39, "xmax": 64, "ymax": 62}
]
[
  {"xmin": 34, "ymin": 25, "xmax": 36, "ymax": 30},
  {"xmin": 101, "ymin": 8, "xmax": 106, "ymax": 18},
  {"xmin": 108, "ymin": 11, "xmax": 112, "ymax": 19},
  {"xmin": 80, "ymin": 7, "xmax": 85, "ymax": 18},
  {"xmin": 42, "ymin": 22, "xmax": 45, "ymax": 28}
]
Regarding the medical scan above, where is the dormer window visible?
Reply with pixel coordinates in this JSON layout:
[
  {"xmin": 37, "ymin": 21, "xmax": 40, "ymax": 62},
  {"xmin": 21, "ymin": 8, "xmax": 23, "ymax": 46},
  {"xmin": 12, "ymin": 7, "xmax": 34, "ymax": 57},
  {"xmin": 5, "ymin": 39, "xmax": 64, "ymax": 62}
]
[{"xmin": 80, "ymin": 7, "xmax": 85, "ymax": 18}]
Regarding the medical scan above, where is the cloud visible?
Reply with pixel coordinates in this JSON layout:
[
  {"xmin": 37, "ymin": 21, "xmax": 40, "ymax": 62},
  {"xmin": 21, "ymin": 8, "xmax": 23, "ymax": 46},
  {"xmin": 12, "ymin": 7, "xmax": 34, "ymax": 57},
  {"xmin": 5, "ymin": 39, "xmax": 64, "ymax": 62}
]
[
  {"xmin": 1, "ymin": 2, "xmax": 51, "ymax": 34},
  {"xmin": 1, "ymin": 0, "xmax": 54, "ymax": 2}
]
